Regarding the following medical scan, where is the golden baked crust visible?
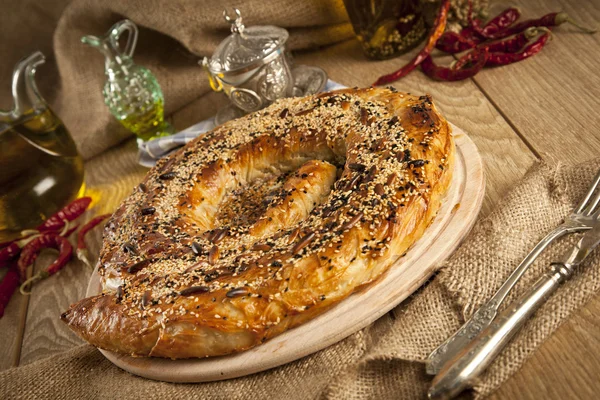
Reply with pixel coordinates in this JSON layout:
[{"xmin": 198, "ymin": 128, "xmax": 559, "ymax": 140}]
[{"xmin": 62, "ymin": 87, "xmax": 455, "ymax": 358}]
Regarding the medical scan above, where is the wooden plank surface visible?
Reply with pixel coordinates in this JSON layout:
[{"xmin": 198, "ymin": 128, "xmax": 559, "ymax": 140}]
[
  {"xmin": 471, "ymin": 0, "xmax": 600, "ymax": 162},
  {"xmin": 476, "ymin": 1, "xmax": 600, "ymax": 398},
  {"xmin": 3, "ymin": 0, "xmax": 600, "ymax": 397},
  {"xmin": 491, "ymin": 296, "xmax": 600, "ymax": 400},
  {"xmin": 0, "ymin": 285, "xmax": 28, "ymax": 370}
]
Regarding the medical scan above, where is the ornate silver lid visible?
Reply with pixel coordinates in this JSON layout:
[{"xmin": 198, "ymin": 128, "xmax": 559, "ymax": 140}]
[{"xmin": 205, "ymin": 9, "xmax": 289, "ymax": 76}]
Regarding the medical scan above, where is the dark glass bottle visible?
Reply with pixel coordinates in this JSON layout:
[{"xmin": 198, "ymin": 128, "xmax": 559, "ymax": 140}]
[{"xmin": 344, "ymin": 0, "xmax": 427, "ymax": 59}]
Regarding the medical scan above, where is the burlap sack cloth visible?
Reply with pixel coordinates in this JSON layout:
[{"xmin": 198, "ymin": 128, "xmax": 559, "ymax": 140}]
[{"xmin": 5, "ymin": 0, "xmax": 599, "ymax": 398}]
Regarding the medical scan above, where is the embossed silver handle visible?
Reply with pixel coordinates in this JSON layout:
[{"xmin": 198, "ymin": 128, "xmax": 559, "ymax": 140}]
[
  {"xmin": 426, "ymin": 228, "xmax": 567, "ymax": 375},
  {"xmin": 428, "ymin": 270, "xmax": 564, "ymax": 400}
]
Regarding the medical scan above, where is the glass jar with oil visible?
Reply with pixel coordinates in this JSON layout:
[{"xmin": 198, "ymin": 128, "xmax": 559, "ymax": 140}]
[
  {"xmin": 0, "ymin": 52, "xmax": 85, "ymax": 241},
  {"xmin": 343, "ymin": 0, "xmax": 427, "ymax": 59},
  {"xmin": 82, "ymin": 19, "xmax": 173, "ymax": 142}
]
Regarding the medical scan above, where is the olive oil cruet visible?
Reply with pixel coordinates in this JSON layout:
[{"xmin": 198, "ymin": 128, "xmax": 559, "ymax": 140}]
[
  {"xmin": 82, "ymin": 19, "xmax": 173, "ymax": 142},
  {"xmin": 0, "ymin": 52, "xmax": 85, "ymax": 240}
]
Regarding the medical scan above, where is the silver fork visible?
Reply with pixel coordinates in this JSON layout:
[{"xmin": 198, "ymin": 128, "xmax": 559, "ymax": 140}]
[{"xmin": 426, "ymin": 168, "xmax": 600, "ymax": 375}]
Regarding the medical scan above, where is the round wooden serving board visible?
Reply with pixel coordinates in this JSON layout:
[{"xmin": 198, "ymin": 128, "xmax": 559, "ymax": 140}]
[{"xmin": 87, "ymin": 123, "xmax": 485, "ymax": 383}]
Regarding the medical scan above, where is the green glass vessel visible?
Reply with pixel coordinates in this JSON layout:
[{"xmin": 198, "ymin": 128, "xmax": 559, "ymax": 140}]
[{"xmin": 82, "ymin": 20, "xmax": 173, "ymax": 141}]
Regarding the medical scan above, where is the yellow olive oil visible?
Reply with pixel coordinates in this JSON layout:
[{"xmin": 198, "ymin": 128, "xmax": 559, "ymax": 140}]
[
  {"xmin": 116, "ymin": 98, "xmax": 172, "ymax": 142},
  {"xmin": 0, "ymin": 109, "xmax": 85, "ymax": 241}
]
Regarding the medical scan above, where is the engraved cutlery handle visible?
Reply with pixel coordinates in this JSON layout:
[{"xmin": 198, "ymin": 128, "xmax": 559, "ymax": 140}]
[
  {"xmin": 426, "ymin": 228, "xmax": 566, "ymax": 375},
  {"xmin": 426, "ymin": 300, "xmax": 498, "ymax": 375},
  {"xmin": 428, "ymin": 270, "xmax": 564, "ymax": 400}
]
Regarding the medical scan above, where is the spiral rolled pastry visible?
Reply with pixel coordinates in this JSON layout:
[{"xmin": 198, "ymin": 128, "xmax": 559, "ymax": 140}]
[{"xmin": 62, "ymin": 87, "xmax": 454, "ymax": 358}]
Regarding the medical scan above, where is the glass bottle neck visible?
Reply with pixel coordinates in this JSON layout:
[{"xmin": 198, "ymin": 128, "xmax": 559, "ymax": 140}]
[{"xmin": 105, "ymin": 58, "xmax": 135, "ymax": 80}]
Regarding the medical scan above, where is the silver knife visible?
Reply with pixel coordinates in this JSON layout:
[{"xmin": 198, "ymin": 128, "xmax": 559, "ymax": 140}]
[{"xmin": 428, "ymin": 219, "xmax": 600, "ymax": 400}]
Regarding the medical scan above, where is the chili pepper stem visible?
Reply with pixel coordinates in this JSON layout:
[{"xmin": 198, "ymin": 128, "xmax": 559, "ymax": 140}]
[
  {"xmin": 17, "ymin": 234, "xmax": 41, "ymax": 248},
  {"xmin": 59, "ymin": 220, "xmax": 71, "ymax": 236},
  {"xmin": 537, "ymin": 27, "xmax": 553, "ymax": 41},
  {"xmin": 20, "ymin": 229, "xmax": 39, "ymax": 237},
  {"xmin": 20, "ymin": 270, "xmax": 50, "ymax": 295},
  {"xmin": 563, "ymin": 15, "xmax": 597, "ymax": 34},
  {"xmin": 76, "ymin": 248, "xmax": 93, "ymax": 269}
]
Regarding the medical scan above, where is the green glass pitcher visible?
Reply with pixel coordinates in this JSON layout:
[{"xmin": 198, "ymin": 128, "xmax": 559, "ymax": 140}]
[
  {"xmin": 0, "ymin": 51, "xmax": 85, "ymax": 240},
  {"xmin": 82, "ymin": 19, "xmax": 173, "ymax": 142}
]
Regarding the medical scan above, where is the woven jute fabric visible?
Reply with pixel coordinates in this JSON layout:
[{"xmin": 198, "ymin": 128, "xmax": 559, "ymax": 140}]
[{"xmin": 2, "ymin": 159, "xmax": 600, "ymax": 399}]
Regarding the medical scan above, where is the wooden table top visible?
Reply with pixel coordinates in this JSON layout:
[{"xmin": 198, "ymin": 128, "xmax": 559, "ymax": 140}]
[{"xmin": 2, "ymin": 0, "xmax": 600, "ymax": 398}]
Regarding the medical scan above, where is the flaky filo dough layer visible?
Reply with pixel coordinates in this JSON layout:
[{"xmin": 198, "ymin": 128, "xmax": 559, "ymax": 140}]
[{"xmin": 62, "ymin": 87, "xmax": 455, "ymax": 358}]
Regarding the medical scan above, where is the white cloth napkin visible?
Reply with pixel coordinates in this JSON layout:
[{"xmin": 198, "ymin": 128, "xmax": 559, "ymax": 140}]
[{"xmin": 137, "ymin": 80, "xmax": 347, "ymax": 167}]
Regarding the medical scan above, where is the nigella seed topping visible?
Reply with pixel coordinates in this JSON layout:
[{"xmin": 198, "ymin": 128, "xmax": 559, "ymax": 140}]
[
  {"xmin": 321, "ymin": 206, "xmax": 334, "ymax": 218},
  {"xmin": 252, "ymin": 243, "xmax": 272, "ymax": 252},
  {"xmin": 191, "ymin": 242, "xmax": 203, "ymax": 255},
  {"xmin": 141, "ymin": 207, "xmax": 156, "ymax": 215},
  {"xmin": 184, "ymin": 261, "xmax": 209, "ymax": 273},
  {"xmin": 342, "ymin": 212, "xmax": 363, "ymax": 231},
  {"xmin": 348, "ymin": 163, "xmax": 366, "ymax": 172},
  {"xmin": 279, "ymin": 108, "xmax": 289, "ymax": 118},
  {"xmin": 360, "ymin": 107, "xmax": 368, "ymax": 125},
  {"xmin": 345, "ymin": 174, "xmax": 362, "ymax": 191},
  {"xmin": 180, "ymin": 286, "xmax": 210, "ymax": 296},
  {"xmin": 386, "ymin": 173, "xmax": 397, "ymax": 186},
  {"xmin": 208, "ymin": 245, "xmax": 219, "ymax": 265},
  {"xmin": 226, "ymin": 287, "xmax": 249, "ymax": 298},
  {"xmin": 141, "ymin": 290, "xmax": 152, "ymax": 308},
  {"xmin": 409, "ymin": 159, "xmax": 426, "ymax": 167},
  {"xmin": 123, "ymin": 242, "xmax": 137, "ymax": 255},
  {"xmin": 159, "ymin": 171, "xmax": 176, "ymax": 180},
  {"xmin": 287, "ymin": 227, "xmax": 300, "ymax": 244},
  {"xmin": 365, "ymin": 165, "xmax": 377, "ymax": 182},
  {"xmin": 127, "ymin": 259, "xmax": 151, "ymax": 274},
  {"xmin": 295, "ymin": 108, "xmax": 313, "ymax": 116},
  {"xmin": 209, "ymin": 228, "xmax": 228, "ymax": 244},
  {"xmin": 291, "ymin": 232, "xmax": 316, "ymax": 255}
]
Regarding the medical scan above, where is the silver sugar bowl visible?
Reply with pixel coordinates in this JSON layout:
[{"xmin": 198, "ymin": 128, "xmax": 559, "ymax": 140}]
[{"xmin": 202, "ymin": 9, "xmax": 294, "ymax": 113}]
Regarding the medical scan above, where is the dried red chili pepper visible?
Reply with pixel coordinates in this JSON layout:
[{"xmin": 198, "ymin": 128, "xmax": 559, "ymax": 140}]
[
  {"xmin": 37, "ymin": 197, "xmax": 92, "ymax": 232},
  {"xmin": 0, "ymin": 263, "xmax": 20, "ymax": 318},
  {"xmin": 18, "ymin": 233, "xmax": 73, "ymax": 286},
  {"xmin": 0, "ymin": 242, "xmax": 21, "ymax": 265},
  {"xmin": 453, "ymin": 28, "xmax": 551, "ymax": 70},
  {"xmin": 76, "ymin": 214, "xmax": 111, "ymax": 268},
  {"xmin": 373, "ymin": 0, "xmax": 450, "ymax": 86},
  {"xmin": 486, "ymin": 30, "xmax": 551, "ymax": 67},
  {"xmin": 461, "ymin": 6, "xmax": 521, "ymax": 43},
  {"xmin": 0, "ymin": 234, "xmax": 41, "ymax": 266},
  {"xmin": 481, "ymin": 7, "xmax": 521, "ymax": 36},
  {"xmin": 435, "ymin": 31, "xmax": 477, "ymax": 54},
  {"xmin": 485, "ymin": 12, "xmax": 596, "ymax": 40},
  {"xmin": 421, "ymin": 49, "xmax": 488, "ymax": 81},
  {"xmin": 0, "ymin": 223, "xmax": 78, "ymax": 268},
  {"xmin": 470, "ymin": 5, "xmax": 521, "ymax": 39},
  {"xmin": 459, "ymin": 26, "xmax": 482, "ymax": 43},
  {"xmin": 479, "ymin": 27, "xmax": 549, "ymax": 54}
]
